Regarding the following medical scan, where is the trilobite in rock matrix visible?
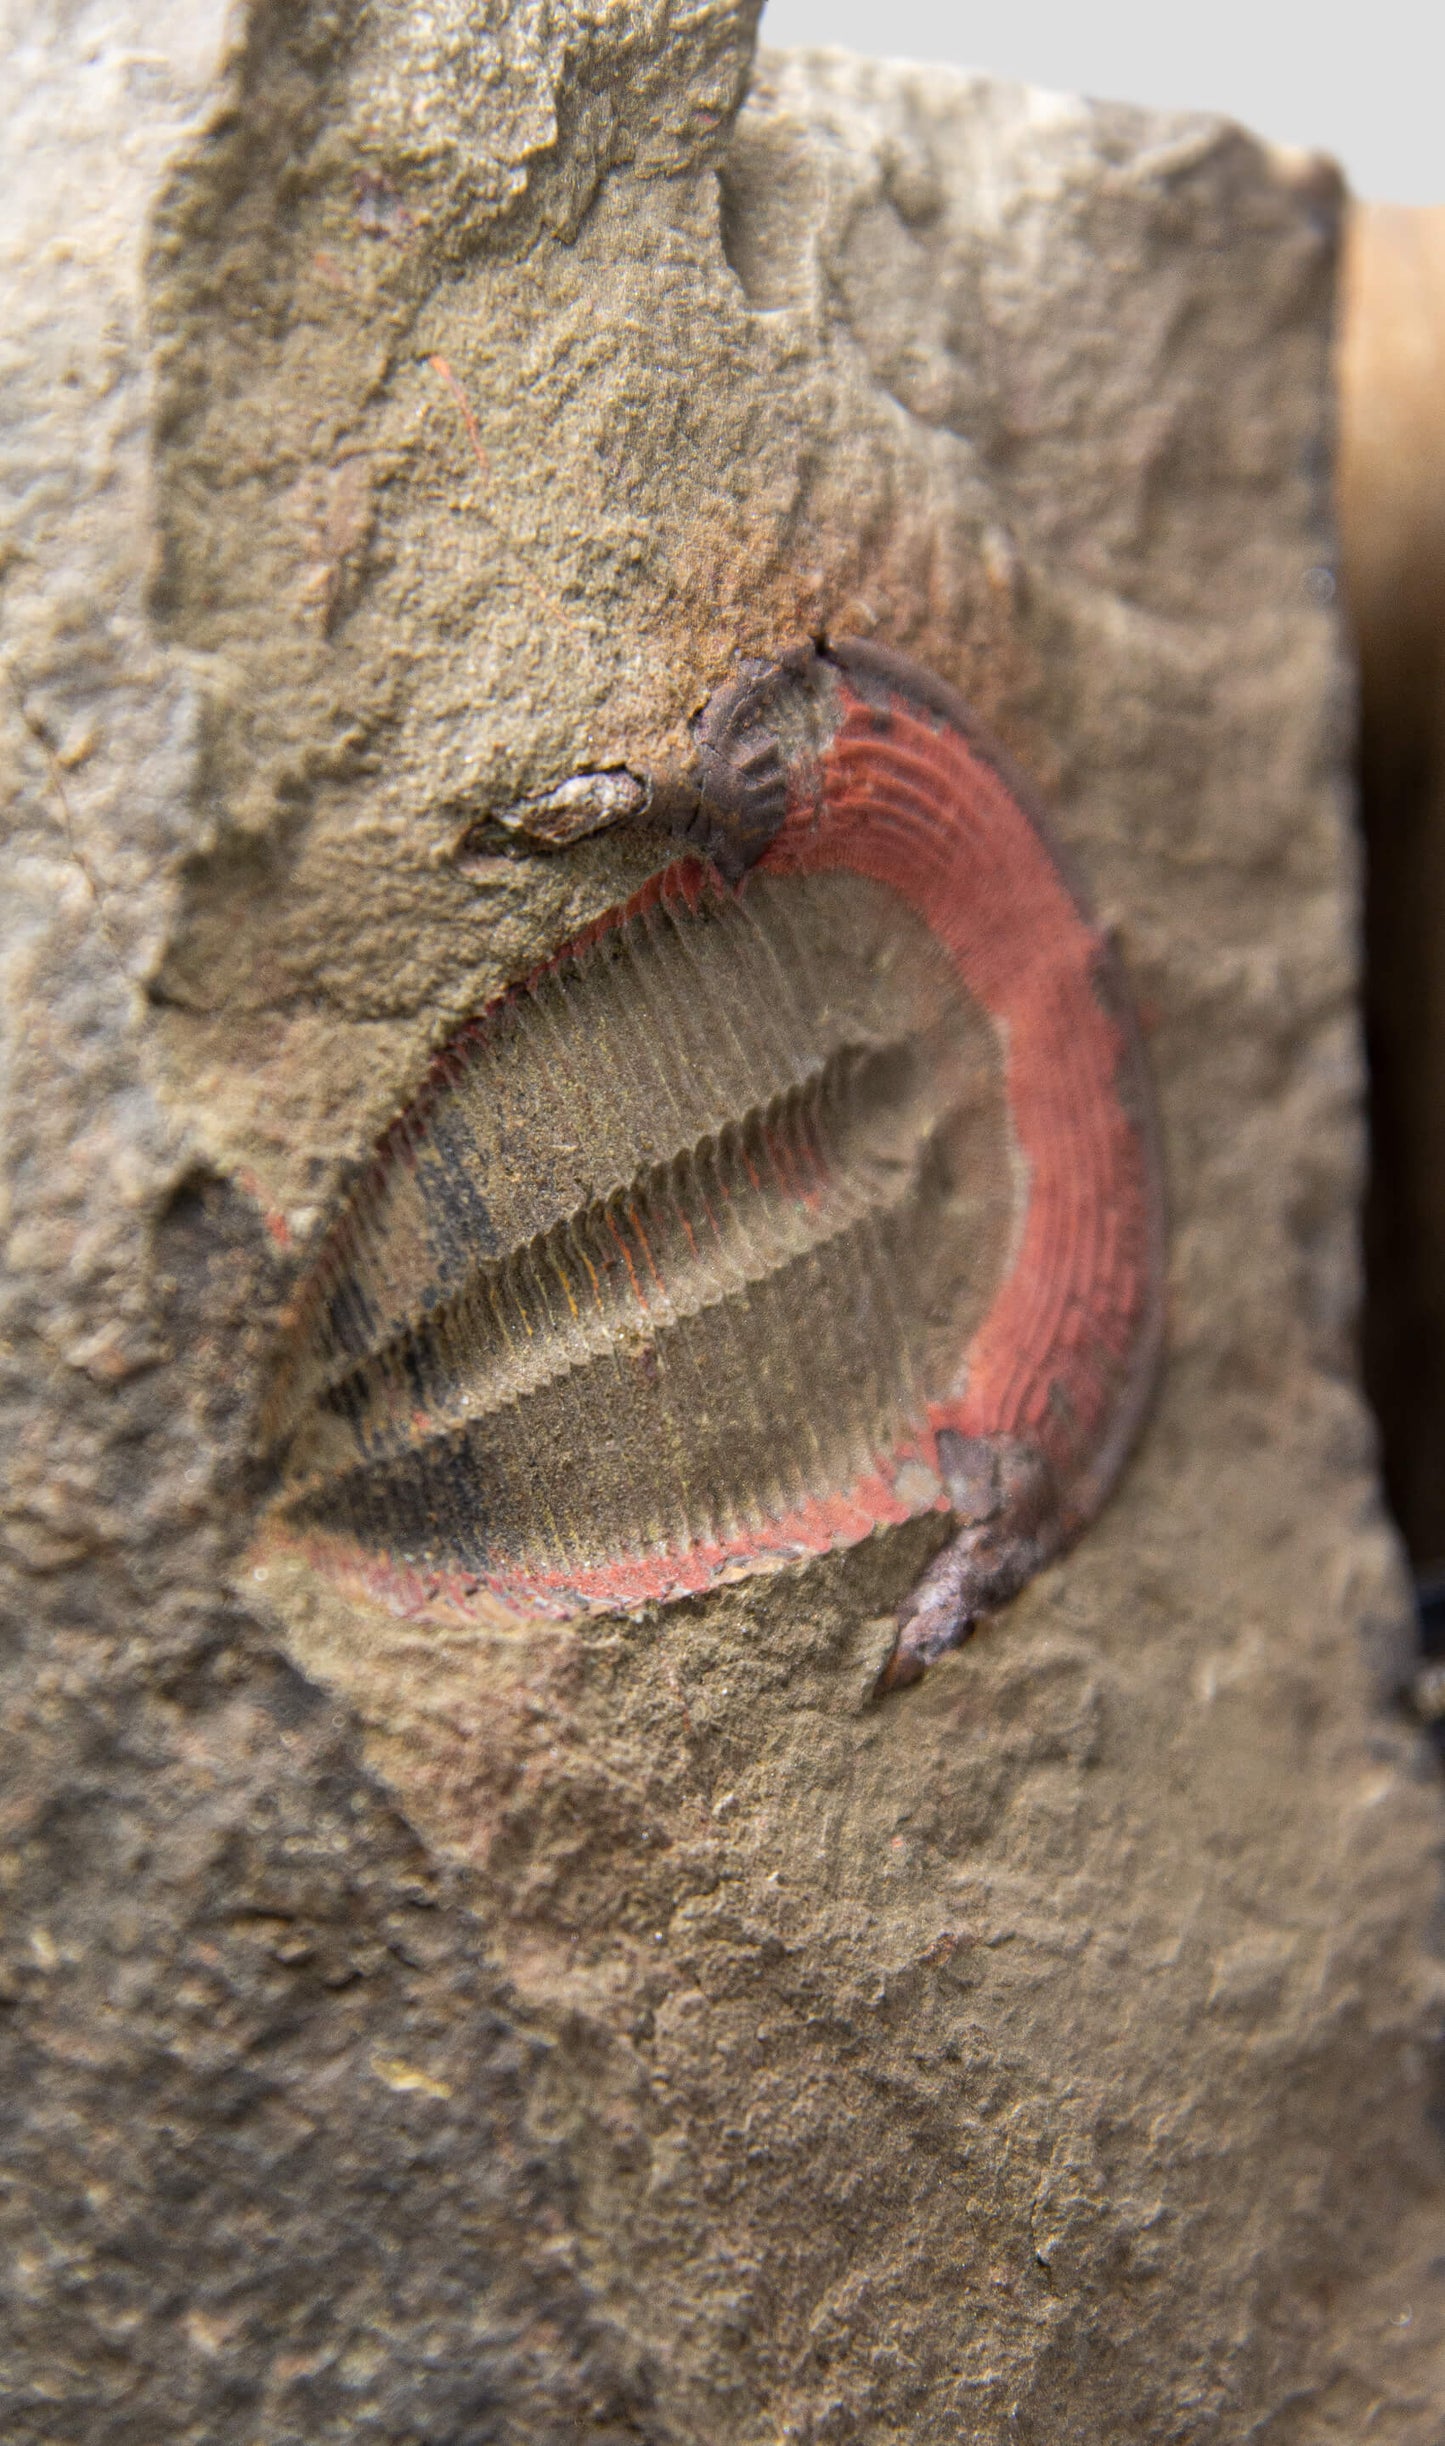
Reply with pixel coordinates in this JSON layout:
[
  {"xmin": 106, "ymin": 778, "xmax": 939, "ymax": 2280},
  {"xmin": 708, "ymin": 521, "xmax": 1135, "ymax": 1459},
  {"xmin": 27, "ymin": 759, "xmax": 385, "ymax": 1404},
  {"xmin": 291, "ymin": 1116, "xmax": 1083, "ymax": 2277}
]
[{"xmin": 262, "ymin": 641, "xmax": 1163, "ymax": 1688}]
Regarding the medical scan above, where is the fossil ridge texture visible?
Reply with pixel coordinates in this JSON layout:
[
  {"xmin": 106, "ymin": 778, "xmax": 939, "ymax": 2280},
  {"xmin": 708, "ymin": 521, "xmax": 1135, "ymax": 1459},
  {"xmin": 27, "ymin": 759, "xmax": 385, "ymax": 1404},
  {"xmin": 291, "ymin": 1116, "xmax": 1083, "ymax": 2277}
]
[
  {"xmin": 261, "ymin": 640, "xmax": 1163, "ymax": 1683},
  {"xmin": 2, "ymin": 4, "xmax": 1443, "ymax": 2441}
]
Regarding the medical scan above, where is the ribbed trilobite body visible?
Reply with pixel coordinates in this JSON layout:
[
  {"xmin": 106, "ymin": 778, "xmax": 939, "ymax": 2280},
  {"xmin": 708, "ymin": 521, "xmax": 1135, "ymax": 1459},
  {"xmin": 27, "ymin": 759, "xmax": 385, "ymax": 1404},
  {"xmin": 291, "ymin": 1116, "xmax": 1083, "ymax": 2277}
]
[{"xmin": 268, "ymin": 862, "xmax": 1014, "ymax": 1610}]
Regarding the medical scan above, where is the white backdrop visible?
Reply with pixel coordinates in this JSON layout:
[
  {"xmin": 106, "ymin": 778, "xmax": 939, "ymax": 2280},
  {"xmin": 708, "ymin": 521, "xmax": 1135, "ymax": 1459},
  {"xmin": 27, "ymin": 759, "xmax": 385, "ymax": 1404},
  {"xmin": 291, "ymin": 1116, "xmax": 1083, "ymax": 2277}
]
[{"xmin": 758, "ymin": 1, "xmax": 1442, "ymax": 204}]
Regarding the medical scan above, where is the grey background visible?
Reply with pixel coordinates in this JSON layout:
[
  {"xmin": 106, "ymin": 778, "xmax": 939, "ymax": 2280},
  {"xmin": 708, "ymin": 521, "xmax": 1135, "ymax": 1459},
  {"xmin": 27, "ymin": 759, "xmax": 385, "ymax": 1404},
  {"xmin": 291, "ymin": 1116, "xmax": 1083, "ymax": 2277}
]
[{"xmin": 759, "ymin": 1, "xmax": 1442, "ymax": 204}]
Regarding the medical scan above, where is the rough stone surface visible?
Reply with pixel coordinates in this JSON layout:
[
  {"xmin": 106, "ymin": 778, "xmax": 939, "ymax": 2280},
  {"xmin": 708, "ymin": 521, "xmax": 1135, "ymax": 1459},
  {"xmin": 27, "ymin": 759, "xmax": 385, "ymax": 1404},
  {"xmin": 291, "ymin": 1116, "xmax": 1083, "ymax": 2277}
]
[{"xmin": 2, "ymin": 6, "xmax": 1443, "ymax": 2440}]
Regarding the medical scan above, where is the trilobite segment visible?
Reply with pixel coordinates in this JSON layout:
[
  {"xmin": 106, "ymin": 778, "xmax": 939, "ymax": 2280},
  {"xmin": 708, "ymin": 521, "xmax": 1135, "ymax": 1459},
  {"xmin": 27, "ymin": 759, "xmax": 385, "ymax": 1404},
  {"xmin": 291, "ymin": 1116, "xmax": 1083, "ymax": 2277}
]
[{"xmin": 269, "ymin": 862, "xmax": 1018, "ymax": 1608}]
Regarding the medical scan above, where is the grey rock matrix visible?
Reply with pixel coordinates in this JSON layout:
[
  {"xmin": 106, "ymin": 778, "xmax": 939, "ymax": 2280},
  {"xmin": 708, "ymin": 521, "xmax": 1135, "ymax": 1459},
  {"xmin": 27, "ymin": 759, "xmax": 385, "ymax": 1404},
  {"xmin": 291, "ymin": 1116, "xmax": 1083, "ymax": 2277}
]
[{"xmin": 1, "ymin": 2, "xmax": 1441, "ymax": 2438}]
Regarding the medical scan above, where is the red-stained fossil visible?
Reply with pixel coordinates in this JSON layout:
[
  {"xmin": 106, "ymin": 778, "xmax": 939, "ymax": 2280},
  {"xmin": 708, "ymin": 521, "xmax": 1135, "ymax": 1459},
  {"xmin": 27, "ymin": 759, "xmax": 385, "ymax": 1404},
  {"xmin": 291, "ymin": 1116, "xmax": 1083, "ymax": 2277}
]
[{"xmin": 262, "ymin": 640, "xmax": 1163, "ymax": 1690}]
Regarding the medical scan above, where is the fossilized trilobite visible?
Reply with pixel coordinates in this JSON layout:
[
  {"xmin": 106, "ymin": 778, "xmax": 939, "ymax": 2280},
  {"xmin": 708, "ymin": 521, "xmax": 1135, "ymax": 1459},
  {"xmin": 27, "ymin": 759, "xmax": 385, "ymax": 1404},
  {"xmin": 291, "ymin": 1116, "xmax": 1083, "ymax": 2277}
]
[{"xmin": 260, "ymin": 640, "xmax": 1162, "ymax": 1688}]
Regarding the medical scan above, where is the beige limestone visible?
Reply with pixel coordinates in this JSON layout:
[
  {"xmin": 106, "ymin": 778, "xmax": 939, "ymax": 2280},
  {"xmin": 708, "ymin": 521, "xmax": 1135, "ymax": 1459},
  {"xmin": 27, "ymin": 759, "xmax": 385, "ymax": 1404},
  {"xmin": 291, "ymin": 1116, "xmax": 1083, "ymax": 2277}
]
[{"xmin": 1, "ymin": 4, "xmax": 1442, "ymax": 2438}]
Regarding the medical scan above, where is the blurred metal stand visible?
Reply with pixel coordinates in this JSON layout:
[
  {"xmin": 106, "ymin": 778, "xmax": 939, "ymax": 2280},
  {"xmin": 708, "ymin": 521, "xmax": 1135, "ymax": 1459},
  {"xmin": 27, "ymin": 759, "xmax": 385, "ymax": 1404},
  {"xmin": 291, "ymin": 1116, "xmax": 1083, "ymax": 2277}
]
[{"xmin": 1340, "ymin": 209, "xmax": 1445, "ymax": 1619}]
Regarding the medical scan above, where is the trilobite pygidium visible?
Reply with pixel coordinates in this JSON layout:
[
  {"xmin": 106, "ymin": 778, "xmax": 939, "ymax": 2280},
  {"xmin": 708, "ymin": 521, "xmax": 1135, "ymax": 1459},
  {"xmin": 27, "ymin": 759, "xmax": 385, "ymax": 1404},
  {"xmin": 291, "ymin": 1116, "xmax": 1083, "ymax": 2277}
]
[{"xmin": 262, "ymin": 641, "xmax": 1162, "ymax": 1688}]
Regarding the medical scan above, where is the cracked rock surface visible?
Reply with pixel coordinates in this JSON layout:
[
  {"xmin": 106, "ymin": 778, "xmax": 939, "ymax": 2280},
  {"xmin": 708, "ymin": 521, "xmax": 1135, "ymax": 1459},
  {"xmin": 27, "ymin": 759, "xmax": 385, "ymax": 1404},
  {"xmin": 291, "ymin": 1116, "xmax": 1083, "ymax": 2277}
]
[{"xmin": 2, "ymin": 4, "xmax": 1442, "ymax": 2439}]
